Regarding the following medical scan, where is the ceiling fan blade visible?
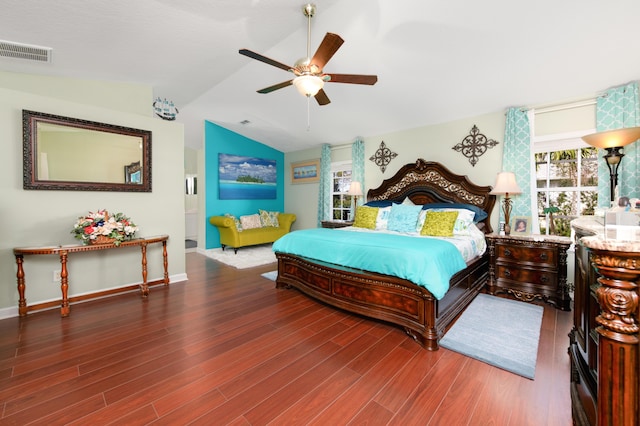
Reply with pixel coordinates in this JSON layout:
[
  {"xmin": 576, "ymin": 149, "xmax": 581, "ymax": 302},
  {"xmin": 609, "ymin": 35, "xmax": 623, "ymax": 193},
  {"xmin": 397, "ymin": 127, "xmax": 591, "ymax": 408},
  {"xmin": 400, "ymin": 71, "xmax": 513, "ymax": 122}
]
[
  {"xmin": 326, "ymin": 74, "xmax": 378, "ymax": 85},
  {"xmin": 310, "ymin": 33, "xmax": 344, "ymax": 71},
  {"xmin": 314, "ymin": 89, "xmax": 331, "ymax": 106},
  {"xmin": 239, "ymin": 49, "xmax": 292, "ymax": 72},
  {"xmin": 257, "ymin": 80, "xmax": 293, "ymax": 94}
]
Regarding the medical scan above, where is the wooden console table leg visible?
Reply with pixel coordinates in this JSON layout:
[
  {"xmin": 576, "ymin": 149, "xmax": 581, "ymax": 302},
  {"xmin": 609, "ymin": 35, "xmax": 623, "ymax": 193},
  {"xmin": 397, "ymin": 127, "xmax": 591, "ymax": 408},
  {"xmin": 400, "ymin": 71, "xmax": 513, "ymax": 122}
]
[
  {"xmin": 15, "ymin": 254, "xmax": 27, "ymax": 317},
  {"xmin": 162, "ymin": 240, "xmax": 169, "ymax": 285},
  {"xmin": 590, "ymin": 249, "xmax": 639, "ymax": 426},
  {"xmin": 140, "ymin": 243, "xmax": 149, "ymax": 297},
  {"xmin": 59, "ymin": 251, "xmax": 70, "ymax": 317}
]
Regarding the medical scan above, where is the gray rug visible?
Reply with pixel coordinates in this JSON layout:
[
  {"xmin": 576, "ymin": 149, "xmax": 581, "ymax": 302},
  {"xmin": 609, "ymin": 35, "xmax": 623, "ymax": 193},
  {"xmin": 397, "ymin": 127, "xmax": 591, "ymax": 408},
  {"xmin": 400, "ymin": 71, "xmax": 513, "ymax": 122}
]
[
  {"xmin": 439, "ymin": 293, "xmax": 543, "ymax": 379},
  {"xmin": 261, "ymin": 270, "xmax": 278, "ymax": 281}
]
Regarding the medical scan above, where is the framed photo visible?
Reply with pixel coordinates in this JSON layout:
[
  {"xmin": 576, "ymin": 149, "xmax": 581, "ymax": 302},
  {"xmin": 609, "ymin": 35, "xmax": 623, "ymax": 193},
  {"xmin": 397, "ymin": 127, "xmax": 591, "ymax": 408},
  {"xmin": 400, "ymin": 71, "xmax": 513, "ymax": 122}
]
[
  {"xmin": 124, "ymin": 161, "xmax": 141, "ymax": 184},
  {"xmin": 512, "ymin": 216, "xmax": 530, "ymax": 234},
  {"xmin": 291, "ymin": 159, "xmax": 320, "ymax": 184}
]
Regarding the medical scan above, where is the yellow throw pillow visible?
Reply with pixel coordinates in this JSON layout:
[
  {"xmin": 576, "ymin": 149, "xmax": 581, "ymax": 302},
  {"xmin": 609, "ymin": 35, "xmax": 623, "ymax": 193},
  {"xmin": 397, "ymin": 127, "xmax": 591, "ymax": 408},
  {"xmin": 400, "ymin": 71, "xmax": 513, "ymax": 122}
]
[
  {"xmin": 420, "ymin": 210, "xmax": 459, "ymax": 237},
  {"xmin": 353, "ymin": 206, "xmax": 379, "ymax": 229}
]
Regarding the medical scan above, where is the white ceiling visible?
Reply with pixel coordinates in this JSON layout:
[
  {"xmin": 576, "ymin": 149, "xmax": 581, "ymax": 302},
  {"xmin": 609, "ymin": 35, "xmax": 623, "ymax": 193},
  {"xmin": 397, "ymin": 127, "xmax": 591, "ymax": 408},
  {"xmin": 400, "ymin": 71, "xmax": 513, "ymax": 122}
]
[{"xmin": 2, "ymin": 0, "xmax": 640, "ymax": 152}]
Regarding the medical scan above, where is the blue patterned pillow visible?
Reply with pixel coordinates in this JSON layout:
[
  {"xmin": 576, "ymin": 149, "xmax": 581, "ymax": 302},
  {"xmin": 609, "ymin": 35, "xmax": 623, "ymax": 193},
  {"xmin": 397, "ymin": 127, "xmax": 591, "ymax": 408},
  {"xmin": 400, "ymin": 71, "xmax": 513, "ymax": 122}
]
[
  {"xmin": 387, "ymin": 204, "xmax": 422, "ymax": 233},
  {"xmin": 224, "ymin": 213, "xmax": 243, "ymax": 232}
]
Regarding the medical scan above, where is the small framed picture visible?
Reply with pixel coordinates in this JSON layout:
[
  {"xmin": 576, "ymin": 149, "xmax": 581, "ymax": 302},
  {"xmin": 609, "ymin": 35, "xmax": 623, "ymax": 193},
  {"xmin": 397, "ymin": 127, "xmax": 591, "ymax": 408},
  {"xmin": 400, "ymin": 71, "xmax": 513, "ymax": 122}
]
[
  {"xmin": 512, "ymin": 216, "xmax": 530, "ymax": 234},
  {"xmin": 291, "ymin": 159, "xmax": 320, "ymax": 184}
]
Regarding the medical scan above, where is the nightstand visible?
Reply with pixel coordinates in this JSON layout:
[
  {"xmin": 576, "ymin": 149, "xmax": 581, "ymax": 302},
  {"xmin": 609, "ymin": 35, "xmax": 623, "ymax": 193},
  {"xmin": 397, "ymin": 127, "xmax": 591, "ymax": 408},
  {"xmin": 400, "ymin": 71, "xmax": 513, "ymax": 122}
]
[
  {"xmin": 321, "ymin": 220, "xmax": 353, "ymax": 229},
  {"xmin": 485, "ymin": 233, "xmax": 572, "ymax": 311}
]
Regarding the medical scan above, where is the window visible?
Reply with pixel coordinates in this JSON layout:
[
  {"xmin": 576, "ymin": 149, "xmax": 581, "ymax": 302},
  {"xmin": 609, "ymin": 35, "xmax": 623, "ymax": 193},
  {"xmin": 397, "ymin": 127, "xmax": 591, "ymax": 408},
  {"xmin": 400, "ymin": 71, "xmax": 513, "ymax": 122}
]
[
  {"xmin": 330, "ymin": 161, "xmax": 353, "ymax": 220},
  {"xmin": 534, "ymin": 132, "xmax": 598, "ymax": 236}
]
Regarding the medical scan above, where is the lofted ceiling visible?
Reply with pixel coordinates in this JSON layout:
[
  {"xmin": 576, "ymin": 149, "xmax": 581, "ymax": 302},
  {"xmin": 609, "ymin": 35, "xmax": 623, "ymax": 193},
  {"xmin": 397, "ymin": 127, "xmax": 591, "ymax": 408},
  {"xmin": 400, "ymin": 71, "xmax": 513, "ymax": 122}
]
[{"xmin": 2, "ymin": 0, "xmax": 640, "ymax": 152}]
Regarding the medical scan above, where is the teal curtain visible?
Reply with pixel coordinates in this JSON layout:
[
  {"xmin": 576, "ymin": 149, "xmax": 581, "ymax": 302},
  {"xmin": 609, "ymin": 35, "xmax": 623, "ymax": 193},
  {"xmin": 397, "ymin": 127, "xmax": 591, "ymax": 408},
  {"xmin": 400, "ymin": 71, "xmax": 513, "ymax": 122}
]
[
  {"xmin": 351, "ymin": 138, "xmax": 365, "ymax": 207},
  {"xmin": 502, "ymin": 108, "xmax": 532, "ymax": 221},
  {"xmin": 316, "ymin": 143, "xmax": 332, "ymax": 227},
  {"xmin": 595, "ymin": 81, "xmax": 640, "ymax": 207}
]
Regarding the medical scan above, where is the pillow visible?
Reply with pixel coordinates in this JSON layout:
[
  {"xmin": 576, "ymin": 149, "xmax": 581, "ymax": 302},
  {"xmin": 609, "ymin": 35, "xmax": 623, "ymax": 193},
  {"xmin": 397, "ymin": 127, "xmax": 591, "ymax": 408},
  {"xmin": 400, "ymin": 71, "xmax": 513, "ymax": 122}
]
[
  {"xmin": 375, "ymin": 206, "xmax": 392, "ymax": 230},
  {"xmin": 259, "ymin": 210, "xmax": 280, "ymax": 227},
  {"xmin": 417, "ymin": 208, "xmax": 476, "ymax": 236},
  {"xmin": 401, "ymin": 197, "xmax": 415, "ymax": 206},
  {"xmin": 240, "ymin": 214, "xmax": 262, "ymax": 230},
  {"xmin": 364, "ymin": 200, "xmax": 394, "ymax": 208},
  {"xmin": 353, "ymin": 206, "xmax": 379, "ymax": 229},
  {"xmin": 422, "ymin": 202, "xmax": 488, "ymax": 223},
  {"xmin": 420, "ymin": 210, "xmax": 459, "ymax": 237},
  {"xmin": 387, "ymin": 204, "xmax": 422, "ymax": 233},
  {"xmin": 224, "ymin": 213, "xmax": 243, "ymax": 232}
]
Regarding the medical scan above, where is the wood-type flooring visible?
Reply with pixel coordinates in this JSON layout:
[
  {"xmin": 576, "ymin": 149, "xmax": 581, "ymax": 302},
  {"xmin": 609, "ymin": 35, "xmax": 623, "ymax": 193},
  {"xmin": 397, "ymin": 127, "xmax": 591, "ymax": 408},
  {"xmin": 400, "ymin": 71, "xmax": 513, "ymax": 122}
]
[{"xmin": 0, "ymin": 252, "xmax": 572, "ymax": 425}]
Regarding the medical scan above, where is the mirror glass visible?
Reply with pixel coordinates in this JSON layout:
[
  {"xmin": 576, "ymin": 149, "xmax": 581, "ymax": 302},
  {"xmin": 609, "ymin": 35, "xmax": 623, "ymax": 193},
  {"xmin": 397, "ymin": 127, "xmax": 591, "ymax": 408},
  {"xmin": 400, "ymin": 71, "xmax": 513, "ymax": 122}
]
[{"xmin": 23, "ymin": 110, "xmax": 152, "ymax": 192}]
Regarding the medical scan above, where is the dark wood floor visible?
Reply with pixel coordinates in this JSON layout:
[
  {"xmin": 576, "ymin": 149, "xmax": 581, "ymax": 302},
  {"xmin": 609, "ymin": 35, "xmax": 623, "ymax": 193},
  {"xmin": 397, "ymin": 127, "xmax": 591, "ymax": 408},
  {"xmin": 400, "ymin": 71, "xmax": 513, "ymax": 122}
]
[{"xmin": 0, "ymin": 253, "xmax": 572, "ymax": 425}]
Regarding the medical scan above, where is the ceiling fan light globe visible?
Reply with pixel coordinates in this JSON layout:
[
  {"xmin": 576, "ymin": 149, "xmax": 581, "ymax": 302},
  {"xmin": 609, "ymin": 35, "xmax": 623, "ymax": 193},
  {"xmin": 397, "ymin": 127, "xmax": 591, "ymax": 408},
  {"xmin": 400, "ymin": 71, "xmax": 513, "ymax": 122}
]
[{"xmin": 293, "ymin": 75, "xmax": 324, "ymax": 97}]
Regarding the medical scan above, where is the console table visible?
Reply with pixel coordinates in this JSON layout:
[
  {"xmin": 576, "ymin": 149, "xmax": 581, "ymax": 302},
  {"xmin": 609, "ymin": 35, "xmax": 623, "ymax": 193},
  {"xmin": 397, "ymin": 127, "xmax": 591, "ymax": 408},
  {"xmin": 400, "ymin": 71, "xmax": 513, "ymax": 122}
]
[{"xmin": 13, "ymin": 235, "xmax": 169, "ymax": 317}]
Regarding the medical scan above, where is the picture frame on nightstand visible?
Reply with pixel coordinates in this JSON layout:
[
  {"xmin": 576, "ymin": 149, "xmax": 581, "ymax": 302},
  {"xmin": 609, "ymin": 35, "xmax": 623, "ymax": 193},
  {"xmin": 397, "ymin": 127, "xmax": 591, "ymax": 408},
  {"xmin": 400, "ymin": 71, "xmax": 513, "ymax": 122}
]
[{"xmin": 512, "ymin": 216, "xmax": 530, "ymax": 234}]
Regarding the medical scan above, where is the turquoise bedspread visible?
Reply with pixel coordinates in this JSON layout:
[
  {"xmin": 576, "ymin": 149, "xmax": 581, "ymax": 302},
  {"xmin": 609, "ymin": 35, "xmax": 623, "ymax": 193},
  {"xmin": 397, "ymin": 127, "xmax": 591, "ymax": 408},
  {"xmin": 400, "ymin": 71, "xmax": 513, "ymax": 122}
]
[{"xmin": 272, "ymin": 228, "xmax": 467, "ymax": 299}]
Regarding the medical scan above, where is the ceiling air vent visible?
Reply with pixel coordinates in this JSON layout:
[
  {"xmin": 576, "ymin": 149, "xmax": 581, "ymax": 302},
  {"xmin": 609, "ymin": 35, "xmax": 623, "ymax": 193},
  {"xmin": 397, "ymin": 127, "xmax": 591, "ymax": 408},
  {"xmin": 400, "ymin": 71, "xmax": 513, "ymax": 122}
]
[{"xmin": 0, "ymin": 40, "xmax": 52, "ymax": 63}]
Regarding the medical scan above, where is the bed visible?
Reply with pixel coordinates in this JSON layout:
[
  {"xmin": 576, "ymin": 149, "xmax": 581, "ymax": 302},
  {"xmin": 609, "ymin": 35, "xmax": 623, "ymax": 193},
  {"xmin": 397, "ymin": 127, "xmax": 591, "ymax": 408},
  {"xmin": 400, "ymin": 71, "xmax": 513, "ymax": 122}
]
[{"xmin": 274, "ymin": 159, "xmax": 496, "ymax": 350}]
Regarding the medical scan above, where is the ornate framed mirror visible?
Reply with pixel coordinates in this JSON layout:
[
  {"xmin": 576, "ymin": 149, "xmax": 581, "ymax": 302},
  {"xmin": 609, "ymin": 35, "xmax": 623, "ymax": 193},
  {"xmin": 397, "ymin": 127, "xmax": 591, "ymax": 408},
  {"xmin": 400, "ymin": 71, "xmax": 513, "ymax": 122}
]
[{"xmin": 22, "ymin": 110, "xmax": 152, "ymax": 192}]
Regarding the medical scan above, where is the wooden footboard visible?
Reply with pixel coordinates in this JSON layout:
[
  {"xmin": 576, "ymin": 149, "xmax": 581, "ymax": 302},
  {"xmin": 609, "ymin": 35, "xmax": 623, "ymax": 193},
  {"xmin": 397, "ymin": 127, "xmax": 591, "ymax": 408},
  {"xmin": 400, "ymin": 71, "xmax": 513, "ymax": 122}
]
[{"xmin": 275, "ymin": 252, "xmax": 489, "ymax": 350}]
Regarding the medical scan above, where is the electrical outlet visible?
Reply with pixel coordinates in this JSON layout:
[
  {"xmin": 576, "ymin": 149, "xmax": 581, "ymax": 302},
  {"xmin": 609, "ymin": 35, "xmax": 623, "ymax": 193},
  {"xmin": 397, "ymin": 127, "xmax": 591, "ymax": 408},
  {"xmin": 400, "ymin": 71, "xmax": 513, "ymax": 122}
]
[{"xmin": 53, "ymin": 270, "xmax": 61, "ymax": 282}]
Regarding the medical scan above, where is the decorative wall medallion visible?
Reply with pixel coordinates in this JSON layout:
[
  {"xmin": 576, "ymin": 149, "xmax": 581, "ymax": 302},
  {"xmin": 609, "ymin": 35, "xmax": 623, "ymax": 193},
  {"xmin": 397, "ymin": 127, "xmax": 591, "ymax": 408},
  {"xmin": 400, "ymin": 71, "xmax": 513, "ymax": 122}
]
[
  {"xmin": 452, "ymin": 125, "xmax": 499, "ymax": 166},
  {"xmin": 369, "ymin": 141, "xmax": 397, "ymax": 173},
  {"xmin": 153, "ymin": 97, "xmax": 179, "ymax": 121}
]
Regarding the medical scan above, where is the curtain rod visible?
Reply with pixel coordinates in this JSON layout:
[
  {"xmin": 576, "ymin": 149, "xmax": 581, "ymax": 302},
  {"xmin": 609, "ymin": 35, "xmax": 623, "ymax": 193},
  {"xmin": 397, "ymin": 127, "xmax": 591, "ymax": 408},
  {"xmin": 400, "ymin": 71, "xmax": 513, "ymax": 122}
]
[
  {"xmin": 532, "ymin": 98, "xmax": 597, "ymax": 115},
  {"xmin": 331, "ymin": 143, "xmax": 352, "ymax": 151}
]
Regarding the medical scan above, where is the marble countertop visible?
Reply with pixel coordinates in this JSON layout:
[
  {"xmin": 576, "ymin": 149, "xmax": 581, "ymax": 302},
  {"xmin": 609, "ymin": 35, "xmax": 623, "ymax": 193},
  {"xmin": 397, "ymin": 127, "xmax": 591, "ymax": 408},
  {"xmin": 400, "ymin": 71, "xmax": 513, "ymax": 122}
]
[{"xmin": 571, "ymin": 216, "xmax": 640, "ymax": 253}]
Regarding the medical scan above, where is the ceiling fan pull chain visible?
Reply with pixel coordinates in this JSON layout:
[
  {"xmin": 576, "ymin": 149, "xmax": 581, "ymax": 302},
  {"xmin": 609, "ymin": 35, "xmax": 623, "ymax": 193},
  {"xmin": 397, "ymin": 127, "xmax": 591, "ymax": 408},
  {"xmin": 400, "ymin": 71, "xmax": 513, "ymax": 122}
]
[{"xmin": 307, "ymin": 96, "xmax": 311, "ymax": 131}]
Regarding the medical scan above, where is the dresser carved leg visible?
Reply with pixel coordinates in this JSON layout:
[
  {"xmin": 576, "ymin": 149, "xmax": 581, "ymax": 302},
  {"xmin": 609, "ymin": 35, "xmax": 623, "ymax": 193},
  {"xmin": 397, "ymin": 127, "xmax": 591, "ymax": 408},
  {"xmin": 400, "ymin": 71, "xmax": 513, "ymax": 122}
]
[{"xmin": 590, "ymin": 250, "xmax": 639, "ymax": 426}]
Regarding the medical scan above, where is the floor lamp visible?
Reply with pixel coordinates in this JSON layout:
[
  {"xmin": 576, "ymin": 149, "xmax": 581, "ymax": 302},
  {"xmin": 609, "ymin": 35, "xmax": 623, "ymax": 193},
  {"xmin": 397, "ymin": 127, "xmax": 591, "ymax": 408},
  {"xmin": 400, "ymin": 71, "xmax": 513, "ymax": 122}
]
[
  {"xmin": 582, "ymin": 127, "xmax": 640, "ymax": 206},
  {"xmin": 348, "ymin": 181, "xmax": 363, "ymax": 220},
  {"xmin": 489, "ymin": 172, "xmax": 522, "ymax": 235}
]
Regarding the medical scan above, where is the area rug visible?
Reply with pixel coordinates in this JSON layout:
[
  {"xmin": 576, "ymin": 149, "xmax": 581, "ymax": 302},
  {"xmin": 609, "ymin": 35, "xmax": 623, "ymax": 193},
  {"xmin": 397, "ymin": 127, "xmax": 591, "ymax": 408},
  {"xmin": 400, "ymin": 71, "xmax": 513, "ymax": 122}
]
[
  {"xmin": 261, "ymin": 270, "xmax": 278, "ymax": 281},
  {"xmin": 204, "ymin": 244, "xmax": 276, "ymax": 269},
  {"xmin": 439, "ymin": 293, "xmax": 543, "ymax": 379}
]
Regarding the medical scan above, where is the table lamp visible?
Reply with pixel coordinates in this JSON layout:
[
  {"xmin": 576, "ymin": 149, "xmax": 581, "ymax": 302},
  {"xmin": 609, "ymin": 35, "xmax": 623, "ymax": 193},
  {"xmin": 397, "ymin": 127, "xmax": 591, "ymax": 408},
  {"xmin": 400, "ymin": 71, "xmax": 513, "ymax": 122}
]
[
  {"xmin": 348, "ymin": 181, "xmax": 363, "ymax": 219},
  {"xmin": 489, "ymin": 172, "xmax": 522, "ymax": 235},
  {"xmin": 582, "ymin": 126, "xmax": 640, "ymax": 205}
]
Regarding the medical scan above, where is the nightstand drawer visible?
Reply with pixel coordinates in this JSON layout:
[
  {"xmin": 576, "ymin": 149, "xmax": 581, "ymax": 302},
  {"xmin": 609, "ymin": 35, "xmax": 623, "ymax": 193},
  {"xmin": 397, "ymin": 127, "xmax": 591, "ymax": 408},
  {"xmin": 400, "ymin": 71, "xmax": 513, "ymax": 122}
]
[
  {"xmin": 496, "ymin": 244, "xmax": 557, "ymax": 267},
  {"xmin": 496, "ymin": 265, "xmax": 557, "ymax": 287}
]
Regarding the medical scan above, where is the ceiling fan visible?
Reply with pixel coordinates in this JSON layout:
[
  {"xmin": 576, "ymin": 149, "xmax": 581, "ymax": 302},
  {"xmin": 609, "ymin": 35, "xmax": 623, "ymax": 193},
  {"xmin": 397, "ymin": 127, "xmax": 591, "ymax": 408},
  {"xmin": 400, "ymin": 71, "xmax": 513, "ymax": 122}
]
[{"xmin": 239, "ymin": 3, "xmax": 377, "ymax": 106}]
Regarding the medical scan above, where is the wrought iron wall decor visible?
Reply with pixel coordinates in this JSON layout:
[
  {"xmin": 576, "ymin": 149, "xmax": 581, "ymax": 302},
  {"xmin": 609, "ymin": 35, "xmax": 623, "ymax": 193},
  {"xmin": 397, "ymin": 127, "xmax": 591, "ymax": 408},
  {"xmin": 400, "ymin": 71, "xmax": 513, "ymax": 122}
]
[
  {"xmin": 452, "ymin": 125, "xmax": 499, "ymax": 166},
  {"xmin": 369, "ymin": 141, "xmax": 397, "ymax": 173}
]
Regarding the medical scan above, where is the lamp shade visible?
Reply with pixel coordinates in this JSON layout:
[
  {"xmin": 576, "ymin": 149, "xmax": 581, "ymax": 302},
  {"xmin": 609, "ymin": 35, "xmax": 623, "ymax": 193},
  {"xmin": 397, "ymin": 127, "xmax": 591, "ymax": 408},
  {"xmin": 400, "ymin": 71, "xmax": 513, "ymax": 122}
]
[
  {"xmin": 347, "ymin": 181, "xmax": 363, "ymax": 196},
  {"xmin": 582, "ymin": 126, "xmax": 640, "ymax": 149},
  {"xmin": 292, "ymin": 75, "xmax": 324, "ymax": 97},
  {"xmin": 489, "ymin": 172, "xmax": 522, "ymax": 195}
]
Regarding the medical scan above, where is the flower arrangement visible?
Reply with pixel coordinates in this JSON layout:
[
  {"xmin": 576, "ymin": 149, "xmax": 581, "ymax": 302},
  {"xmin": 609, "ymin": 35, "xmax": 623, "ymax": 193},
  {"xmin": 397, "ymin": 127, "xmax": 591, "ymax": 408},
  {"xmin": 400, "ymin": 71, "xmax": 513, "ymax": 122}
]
[{"xmin": 71, "ymin": 210, "xmax": 138, "ymax": 246}]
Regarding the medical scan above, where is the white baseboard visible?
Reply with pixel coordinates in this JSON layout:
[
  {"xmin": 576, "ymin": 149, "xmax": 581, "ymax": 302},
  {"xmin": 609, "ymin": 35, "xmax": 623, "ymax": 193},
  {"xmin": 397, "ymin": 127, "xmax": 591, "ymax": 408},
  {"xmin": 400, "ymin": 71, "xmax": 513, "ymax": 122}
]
[{"xmin": 0, "ymin": 273, "xmax": 189, "ymax": 321}]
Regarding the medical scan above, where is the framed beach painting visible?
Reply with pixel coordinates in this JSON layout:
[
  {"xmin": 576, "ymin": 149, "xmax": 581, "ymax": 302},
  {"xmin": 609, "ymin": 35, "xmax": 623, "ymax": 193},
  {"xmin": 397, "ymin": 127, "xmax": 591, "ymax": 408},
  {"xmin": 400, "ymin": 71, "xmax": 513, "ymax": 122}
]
[
  {"xmin": 291, "ymin": 159, "xmax": 320, "ymax": 184},
  {"xmin": 218, "ymin": 153, "xmax": 277, "ymax": 199}
]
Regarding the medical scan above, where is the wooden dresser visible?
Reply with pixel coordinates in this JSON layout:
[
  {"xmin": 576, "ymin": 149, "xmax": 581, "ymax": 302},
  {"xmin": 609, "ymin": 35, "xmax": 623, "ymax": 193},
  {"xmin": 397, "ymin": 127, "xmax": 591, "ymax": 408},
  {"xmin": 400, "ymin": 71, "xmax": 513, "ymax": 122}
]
[
  {"xmin": 486, "ymin": 233, "xmax": 572, "ymax": 310},
  {"xmin": 570, "ymin": 217, "xmax": 639, "ymax": 425}
]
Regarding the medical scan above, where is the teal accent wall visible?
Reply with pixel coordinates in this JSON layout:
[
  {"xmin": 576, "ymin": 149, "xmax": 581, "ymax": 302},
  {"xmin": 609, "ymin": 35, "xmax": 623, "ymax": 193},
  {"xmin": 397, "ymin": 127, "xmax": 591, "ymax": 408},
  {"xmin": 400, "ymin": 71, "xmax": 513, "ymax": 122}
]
[{"xmin": 205, "ymin": 121, "xmax": 285, "ymax": 248}]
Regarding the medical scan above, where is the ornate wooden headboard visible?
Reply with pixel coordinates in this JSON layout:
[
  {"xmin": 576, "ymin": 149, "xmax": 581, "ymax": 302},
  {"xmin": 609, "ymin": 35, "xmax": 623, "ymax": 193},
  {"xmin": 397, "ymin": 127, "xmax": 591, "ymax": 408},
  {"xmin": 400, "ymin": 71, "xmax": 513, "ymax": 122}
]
[{"xmin": 366, "ymin": 159, "xmax": 496, "ymax": 233}]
